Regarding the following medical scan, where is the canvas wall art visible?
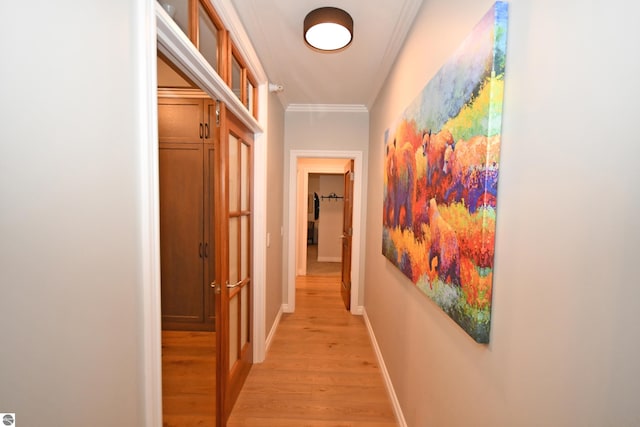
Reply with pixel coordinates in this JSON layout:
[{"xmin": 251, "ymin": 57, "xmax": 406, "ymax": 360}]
[{"xmin": 382, "ymin": 2, "xmax": 508, "ymax": 343}]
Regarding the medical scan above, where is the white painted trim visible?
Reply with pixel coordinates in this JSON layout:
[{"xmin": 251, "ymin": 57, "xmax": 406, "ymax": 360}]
[
  {"xmin": 140, "ymin": 1, "xmax": 162, "ymax": 426},
  {"xmin": 365, "ymin": 0, "xmax": 423, "ymax": 108},
  {"xmin": 363, "ymin": 309, "xmax": 407, "ymax": 427},
  {"xmin": 287, "ymin": 150, "xmax": 363, "ymax": 315},
  {"xmin": 317, "ymin": 256, "xmax": 342, "ymax": 263},
  {"xmin": 296, "ymin": 169, "xmax": 309, "ymax": 276},
  {"xmin": 251, "ymin": 82, "xmax": 269, "ymax": 363},
  {"xmin": 265, "ymin": 305, "xmax": 284, "ymax": 354},
  {"xmin": 287, "ymin": 104, "xmax": 369, "ymax": 113}
]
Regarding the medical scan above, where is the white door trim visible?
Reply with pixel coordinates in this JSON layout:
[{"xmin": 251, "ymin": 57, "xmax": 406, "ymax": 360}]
[
  {"xmin": 142, "ymin": 2, "xmax": 271, "ymax": 424},
  {"xmin": 140, "ymin": 1, "xmax": 162, "ymax": 425},
  {"xmin": 286, "ymin": 150, "xmax": 364, "ymax": 315}
]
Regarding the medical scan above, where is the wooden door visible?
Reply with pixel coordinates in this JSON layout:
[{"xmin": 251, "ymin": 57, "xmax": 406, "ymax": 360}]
[
  {"xmin": 217, "ymin": 105, "xmax": 253, "ymax": 424},
  {"xmin": 159, "ymin": 142, "xmax": 206, "ymax": 327},
  {"xmin": 203, "ymin": 100, "xmax": 217, "ymax": 325},
  {"xmin": 204, "ymin": 141, "xmax": 217, "ymax": 324},
  {"xmin": 158, "ymin": 98, "xmax": 204, "ymax": 143},
  {"xmin": 341, "ymin": 160, "xmax": 354, "ymax": 311},
  {"xmin": 159, "ymin": 98, "xmax": 216, "ymax": 330}
]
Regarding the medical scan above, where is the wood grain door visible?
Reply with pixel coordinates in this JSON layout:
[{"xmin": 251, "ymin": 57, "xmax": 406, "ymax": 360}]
[
  {"xmin": 159, "ymin": 97, "xmax": 217, "ymax": 331},
  {"xmin": 203, "ymin": 100, "xmax": 217, "ymax": 325},
  {"xmin": 204, "ymin": 141, "xmax": 217, "ymax": 324},
  {"xmin": 159, "ymin": 142, "xmax": 206, "ymax": 327},
  {"xmin": 341, "ymin": 160, "xmax": 354, "ymax": 311},
  {"xmin": 158, "ymin": 98, "xmax": 204, "ymax": 143},
  {"xmin": 217, "ymin": 104, "xmax": 253, "ymax": 425}
]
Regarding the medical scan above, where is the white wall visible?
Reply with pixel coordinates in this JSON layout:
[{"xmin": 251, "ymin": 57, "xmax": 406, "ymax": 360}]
[
  {"xmin": 265, "ymin": 92, "xmax": 285, "ymax": 332},
  {"xmin": 317, "ymin": 174, "xmax": 344, "ymax": 261},
  {"xmin": 284, "ymin": 110, "xmax": 369, "ymax": 304},
  {"xmin": 366, "ymin": 0, "xmax": 640, "ymax": 425},
  {"xmin": 0, "ymin": 1, "xmax": 152, "ymax": 426}
]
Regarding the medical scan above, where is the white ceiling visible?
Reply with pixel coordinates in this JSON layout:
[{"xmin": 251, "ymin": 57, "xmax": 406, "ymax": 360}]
[{"xmin": 230, "ymin": 0, "xmax": 424, "ymax": 110}]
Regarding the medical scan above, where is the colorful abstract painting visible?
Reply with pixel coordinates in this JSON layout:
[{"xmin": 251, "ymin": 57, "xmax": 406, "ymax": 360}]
[{"xmin": 382, "ymin": 2, "xmax": 508, "ymax": 343}]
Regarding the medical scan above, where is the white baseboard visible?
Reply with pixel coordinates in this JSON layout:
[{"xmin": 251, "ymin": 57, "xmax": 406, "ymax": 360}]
[
  {"xmin": 363, "ymin": 308, "xmax": 407, "ymax": 427},
  {"xmin": 317, "ymin": 256, "xmax": 342, "ymax": 262},
  {"xmin": 351, "ymin": 305, "xmax": 364, "ymax": 315},
  {"xmin": 265, "ymin": 305, "xmax": 284, "ymax": 354}
]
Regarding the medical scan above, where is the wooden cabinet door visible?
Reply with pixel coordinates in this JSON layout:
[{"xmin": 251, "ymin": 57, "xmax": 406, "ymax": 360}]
[
  {"xmin": 158, "ymin": 97, "xmax": 206, "ymax": 144},
  {"xmin": 159, "ymin": 142, "xmax": 206, "ymax": 327},
  {"xmin": 158, "ymin": 97, "xmax": 217, "ymax": 331},
  {"xmin": 204, "ymin": 138, "xmax": 217, "ymax": 324}
]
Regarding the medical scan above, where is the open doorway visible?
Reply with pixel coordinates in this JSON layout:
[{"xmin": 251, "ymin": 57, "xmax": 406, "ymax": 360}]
[
  {"xmin": 286, "ymin": 151, "xmax": 364, "ymax": 315},
  {"xmin": 295, "ymin": 159, "xmax": 348, "ymax": 277},
  {"xmin": 156, "ymin": 53, "xmax": 218, "ymax": 426},
  {"xmin": 152, "ymin": 4, "xmax": 270, "ymax": 425},
  {"xmin": 306, "ymin": 173, "xmax": 343, "ymax": 277}
]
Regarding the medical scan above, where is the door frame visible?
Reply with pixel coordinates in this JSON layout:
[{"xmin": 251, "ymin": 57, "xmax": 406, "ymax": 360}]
[
  {"xmin": 341, "ymin": 160, "xmax": 355, "ymax": 311},
  {"xmin": 286, "ymin": 150, "xmax": 364, "ymax": 315},
  {"xmin": 296, "ymin": 159, "xmax": 351, "ymax": 277},
  {"xmin": 142, "ymin": 2, "xmax": 269, "ymax": 425}
]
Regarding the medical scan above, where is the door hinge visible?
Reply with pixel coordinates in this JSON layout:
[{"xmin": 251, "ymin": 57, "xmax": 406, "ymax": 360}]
[
  {"xmin": 350, "ymin": 171, "xmax": 354, "ymax": 181},
  {"xmin": 215, "ymin": 100, "xmax": 221, "ymax": 127}
]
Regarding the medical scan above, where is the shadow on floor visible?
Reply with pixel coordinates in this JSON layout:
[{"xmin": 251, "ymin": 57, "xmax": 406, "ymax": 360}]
[{"xmin": 306, "ymin": 244, "xmax": 341, "ymax": 276}]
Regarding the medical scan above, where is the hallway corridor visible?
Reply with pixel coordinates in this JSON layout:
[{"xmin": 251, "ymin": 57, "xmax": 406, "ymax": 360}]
[{"xmin": 227, "ymin": 276, "xmax": 397, "ymax": 426}]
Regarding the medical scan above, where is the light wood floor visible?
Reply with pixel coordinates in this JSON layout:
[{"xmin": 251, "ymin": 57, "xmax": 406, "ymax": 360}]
[
  {"xmin": 162, "ymin": 330, "xmax": 216, "ymax": 427},
  {"xmin": 161, "ymin": 276, "xmax": 397, "ymax": 426},
  {"xmin": 227, "ymin": 275, "xmax": 398, "ymax": 426}
]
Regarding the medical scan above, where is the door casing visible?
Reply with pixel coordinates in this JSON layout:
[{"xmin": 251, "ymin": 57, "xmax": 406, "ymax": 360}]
[
  {"xmin": 341, "ymin": 160, "xmax": 355, "ymax": 311},
  {"xmin": 145, "ymin": 2, "xmax": 270, "ymax": 425},
  {"xmin": 286, "ymin": 150, "xmax": 364, "ymax": 315}
]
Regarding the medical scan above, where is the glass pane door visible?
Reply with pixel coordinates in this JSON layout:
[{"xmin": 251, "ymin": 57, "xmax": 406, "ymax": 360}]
[
  {"xmin": 227, "ymin": 133, "xmax": 251, "ymax": 371},
  {"xmin": 219, "ymin": 105, "xmax": 253, "ymax": 422}
]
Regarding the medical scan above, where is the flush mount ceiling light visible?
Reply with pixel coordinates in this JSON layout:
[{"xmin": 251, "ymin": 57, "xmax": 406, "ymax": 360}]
[{"xmin": 304, "ymin": 7, "xmax": 353, "ymax": 52}]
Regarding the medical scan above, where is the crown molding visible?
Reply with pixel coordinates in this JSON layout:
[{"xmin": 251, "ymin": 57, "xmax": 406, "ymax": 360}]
[
  {"xmin": 286, "ymin": 104, "xmax": 369, "ymax": 113},
  {"xmin": 367, "ymin": 0, "xmax": 424, "ymax": 107}
]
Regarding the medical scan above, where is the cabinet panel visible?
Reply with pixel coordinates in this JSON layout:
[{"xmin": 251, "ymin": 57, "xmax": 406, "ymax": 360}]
[
  {"xmin": 159, "ymin": 143, "xmax": 205, "ymax": 325},
  {"xmin": 204, "ymin": 143, "xmax": 217, "ymax": 323},
  {"xmin": 159, "ymin": 97, "xmax": 217, "ymax": 331},
  {"xmin": 158, "ymin": 98, "xmax": 203, "ymax": 143}
]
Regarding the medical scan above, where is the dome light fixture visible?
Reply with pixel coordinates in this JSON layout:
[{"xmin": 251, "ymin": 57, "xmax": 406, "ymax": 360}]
[{"xmin": 304, "ymin": 7, "xmax": 353, "ymax": 52}]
